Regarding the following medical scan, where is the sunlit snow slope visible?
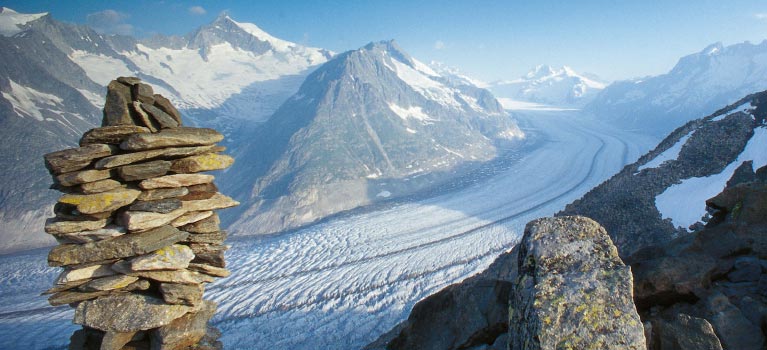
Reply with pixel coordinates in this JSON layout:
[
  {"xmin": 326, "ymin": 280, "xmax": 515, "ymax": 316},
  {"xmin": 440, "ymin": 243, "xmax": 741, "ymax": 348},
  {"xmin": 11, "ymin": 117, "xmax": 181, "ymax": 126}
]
[{"xmin": 0, "ymin": 110, "xmax": 655, "ymax": 350}]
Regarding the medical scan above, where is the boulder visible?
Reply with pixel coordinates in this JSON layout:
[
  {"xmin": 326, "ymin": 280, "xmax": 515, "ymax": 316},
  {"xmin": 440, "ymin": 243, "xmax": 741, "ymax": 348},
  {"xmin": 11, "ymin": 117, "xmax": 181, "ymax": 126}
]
[
  {"xmin": 44, "ymin": 144, "xmax": 115, "ymax": 174},
  {"xmin": 130, "ymin": 199, "xmax": 183, "ymax": 214},
  {"xmin": 102, "ymin": 80, "xmax": 134, "ymax": 126},
  {"xmin": 45, "ymin": 218, "xmax": 110, "ymax": 235},
  {"xmin": 129, "ymin": 244, "xmax": 195, "ymax": 271},
  {"xmin": 170, "ymin": 153, "xmax": 234, "ymax": 173},
  {"xmin": 56, "ymin": 169, "xmax": 113, "ymax": 187},
  {"xmin": 79, "ymin": 275, "xmax": 140, "ymax": 292},
  {"xmin": 139, "ymin": 174, "xmax": 214, "ymax": 190},
  {"xmin": 80, "ymin": 125, "xmax": 151, "ymax": 146},
  {"xmin": 74, "ymin": 294, "xmax": 194, "ymax": 332},
  {"xmin": 48, "ymin": 225, "xmax": 188, "ymax": 266},
  {"xmin": 727, "ymin": 257, "xmax": 762, "ymax": 282},
  {"xmin": 171, "ymin": 211, "xmax": 212, "ymax": 227},
  {"xmin": 80, "ymin": 179, "xmax": 123, "ymax": 194},
  {"xmin": 111, "ymin": 263, "xmax": 214, "ymax": 285},
  {"xmin": 179, "ymin": 183, "xmax": 218, "ymax": 201},
  {"xmin": 181, "ymin": 213, "xmax": 220, "ymax": 233},
  {"xmin": 187, "ymin": 263, "xmax": 230, "ymax": 278},
  {"xmin": 140, "ymin": 103, "xmax": 178, "ymax": 129},
  {"xmin": 138, "ymin": 187, "xmax": 189, "ymax": 201},
  {"xmin": 159, "ymin": 283, "xmax": 204, "ymax": 306},
  {"xmin": 705, "ymin": 292, "xmax": 765, "ymax": 350},
  {"xmin": 53, "ymin": 225, "xmax": 126, "ymax": 244},
  {"xmin": 95, "ymin": 145, "xmax": 216, "ymax": 169},
  {"xmin": 152, "ymin": 94, "xmax": 182, "ymax": 125},
  {"xmin": 58, "ymin": 188, "xmax": 141, "ymax": 214},
  {"xmin": 120, "ymin": 128, "xmax": 223, "ymax": 151},
  {"xmin": 118, "ymin": 160, "xmax": 172, "ymax": 181},
  {"xmin": 120, "ymin": 209, "xmax": 187, "ymax": 232},
  {"xmin": 55, "ymin": 264, "xmax": 116, "ymax": 284},
  {"xmin": 648, "ymin": 313, "xmax": 722, "ymax": 350},
  {"xmin": 132, "ymin": 101, "xmax": 158, "ymax": 132},
  {"xmin": 151, "ymin": 301, "xmax": 217, "ymax": 350},
  {"xmin": 180, "ymin": 193, "xmax": 239, "ymax": 212},
  {"xmin": 508, "ymin": 216, "xmax": 645, "ymax": 350}
]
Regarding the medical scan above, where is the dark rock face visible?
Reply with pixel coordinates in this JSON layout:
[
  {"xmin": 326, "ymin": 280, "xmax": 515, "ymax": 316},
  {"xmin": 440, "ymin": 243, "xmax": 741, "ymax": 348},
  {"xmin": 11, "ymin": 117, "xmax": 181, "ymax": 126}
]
[
  {"xmin": 508, "ymin": 216, "xmax": 645, "ymax": 350},
  {"xmin": 369, "ymin": 248, "xmax": 517, "ymax": 350},
  {"xmin": 629, "ymin": 174, "xmax": 767, "ymax": 350}
]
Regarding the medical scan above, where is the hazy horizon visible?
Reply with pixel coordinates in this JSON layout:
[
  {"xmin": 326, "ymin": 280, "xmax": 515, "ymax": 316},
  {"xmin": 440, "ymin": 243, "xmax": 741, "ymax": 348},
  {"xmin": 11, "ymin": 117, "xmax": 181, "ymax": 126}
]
[{"xmin": 4, "ymin": 0, "xmax": 767, "ymax": 82}]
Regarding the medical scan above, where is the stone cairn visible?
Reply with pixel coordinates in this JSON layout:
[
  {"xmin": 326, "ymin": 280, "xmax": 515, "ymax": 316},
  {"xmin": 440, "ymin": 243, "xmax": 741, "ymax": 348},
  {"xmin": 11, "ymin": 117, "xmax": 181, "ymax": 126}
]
[{"xmin": 42, "ymin": 77, "xmax": 237, "ymax": 350}]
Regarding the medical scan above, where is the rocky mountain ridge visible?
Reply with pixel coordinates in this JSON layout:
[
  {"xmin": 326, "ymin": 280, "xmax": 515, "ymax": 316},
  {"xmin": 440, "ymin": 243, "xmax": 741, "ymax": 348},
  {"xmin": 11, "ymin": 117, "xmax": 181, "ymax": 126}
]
[
  {"xmin": 225, "ymin": 40, "xmax": 523, "ymax": 235},
  {"xmin": 371, "ymin": 90, "xmax": 767, "ymax": 349},
  {"xmin": 587, "ymin": 41, "xmax": 767, "ymax": 136}
]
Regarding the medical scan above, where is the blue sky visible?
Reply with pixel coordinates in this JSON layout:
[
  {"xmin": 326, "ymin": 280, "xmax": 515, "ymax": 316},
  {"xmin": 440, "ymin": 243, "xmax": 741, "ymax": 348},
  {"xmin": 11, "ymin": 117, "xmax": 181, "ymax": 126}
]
[{"xmin": 3, "ymin": 0, "xmax": 767, "ymax": 81}]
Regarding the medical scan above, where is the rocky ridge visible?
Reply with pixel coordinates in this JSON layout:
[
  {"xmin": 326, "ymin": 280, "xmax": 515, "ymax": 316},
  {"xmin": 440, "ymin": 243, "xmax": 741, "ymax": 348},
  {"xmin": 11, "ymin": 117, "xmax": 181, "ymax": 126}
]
[
  {"xmin": 42, "ymin": 77, "xmax": 237, "ymax": 350},
  {"xmin": 372, "ymin": 91, "xmax": 767, "ymax": 349}
]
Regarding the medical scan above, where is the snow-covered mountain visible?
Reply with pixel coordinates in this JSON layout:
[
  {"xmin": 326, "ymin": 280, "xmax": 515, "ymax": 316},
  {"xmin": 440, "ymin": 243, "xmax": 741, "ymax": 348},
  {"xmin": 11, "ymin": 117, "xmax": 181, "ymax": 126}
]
[
  {"xmin": 0, "ymin": 8, "xmax": 331, "ymax": 253},
  {"xmin": 489, "ymin": 65, "xmax": 606, "ymax": 109},
  {"xmin": 225, "ymin": 40, "xmax": 523, "ymax": 235},
  {"xmin": 587, "ymin": 41, "xmax": 767, "ymax": 136}
]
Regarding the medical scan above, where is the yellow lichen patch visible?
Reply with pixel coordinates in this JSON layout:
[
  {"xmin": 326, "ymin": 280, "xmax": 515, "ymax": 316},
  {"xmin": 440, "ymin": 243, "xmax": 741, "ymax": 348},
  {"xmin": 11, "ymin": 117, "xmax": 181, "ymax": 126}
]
[
  {"xmin": 59, "ymin": 188, "xmax": 140, "ymax": 214},
  {"xmin": 171, "ymin": 153, "xmax": 233, "ymax": 173}
]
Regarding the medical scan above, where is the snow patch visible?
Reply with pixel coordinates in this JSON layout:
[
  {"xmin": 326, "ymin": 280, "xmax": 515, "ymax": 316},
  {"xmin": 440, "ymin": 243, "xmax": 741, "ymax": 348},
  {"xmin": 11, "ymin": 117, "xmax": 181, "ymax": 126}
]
[
  {"xmin": 1, "ymin": 79, "xmax": 63, "ymax": 121},
  {"xmin": 638, "ymin": 130, "xmax": 694, "ymax": 171},
  {"xmin": 77, "ymin": 88, "xmax": 104, "ymax": 108},
  {"xmin": 227, "ymin": 17, "xmax": 294, "ymax": 52},
  {"xmin": 387, "ymin": 57, "xmax": 461, "ymax": 108},
  {"xmin": 69, "ymin": 50, "xmax": 134, "ymax": 86},
  {"xmin": 388, "ymin": 103, "xmax": 435, "ymax": 123},
  {"xmin": 655, "ymin": 126, "xmax": 767, "ymax": 230},
  {"xmin": 0, "ymin": 7, "xmax": 46, "ymax": 37},
  {"xmin": 711, "ymin": 101, "xmax": 753, "ymax": 122},
  {"xmin": 497, "ymin": 98, "xmax": 577, "ymax": 111},
  {"xmin": 376, "ymin": 190, "xmax": 391, "ymax": 198}
]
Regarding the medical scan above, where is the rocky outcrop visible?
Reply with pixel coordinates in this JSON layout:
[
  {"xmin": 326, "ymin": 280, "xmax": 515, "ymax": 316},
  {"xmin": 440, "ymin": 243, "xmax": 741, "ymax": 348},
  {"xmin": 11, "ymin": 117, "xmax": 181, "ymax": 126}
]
[
  {"xmin": 562, "ymin": 90, "xmax": 767, "ymax": 257},
  {"xmin": 42, "ymin": 77, "xmax": 236, "ymax": 350},
  {"xmin": 629, "ymin": 174, "xmax": 767, "ymax": 350},
  {"xmin": 373, "ymin": 217, "xmax": 646, "ymax": 350},
  {"xmin": 508, "ymin": 216, "xmax": 645, "ymax": 350},
  {"xmin": 369, "ymin": 248, "xmax": 518, "ymax": 350}
]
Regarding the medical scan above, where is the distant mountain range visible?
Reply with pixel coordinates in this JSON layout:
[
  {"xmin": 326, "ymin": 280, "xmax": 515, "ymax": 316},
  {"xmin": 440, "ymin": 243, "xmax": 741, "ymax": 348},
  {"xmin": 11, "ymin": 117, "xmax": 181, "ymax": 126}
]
[
  {"xmin": 489, "ymin": 65, "xmax": 606, "ymax": 109},
  {"xmin": 586, "ymin": 41, "xmax": 767, "ymax": 136}
]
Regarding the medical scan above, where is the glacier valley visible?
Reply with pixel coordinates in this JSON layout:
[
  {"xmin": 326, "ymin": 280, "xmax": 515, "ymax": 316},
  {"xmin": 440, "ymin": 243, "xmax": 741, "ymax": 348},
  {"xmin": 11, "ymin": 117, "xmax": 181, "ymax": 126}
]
[{"xmin": 0, "ymin": 110, "xmax": 656, "ymax": 349}]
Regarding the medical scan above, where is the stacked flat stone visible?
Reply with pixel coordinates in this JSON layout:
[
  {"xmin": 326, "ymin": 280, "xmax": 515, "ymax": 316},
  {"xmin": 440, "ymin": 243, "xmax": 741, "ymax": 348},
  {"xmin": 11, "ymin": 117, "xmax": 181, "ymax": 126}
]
[{"xmin": 42, "ymin": 77, "xmax": 237, "ymax": 350}]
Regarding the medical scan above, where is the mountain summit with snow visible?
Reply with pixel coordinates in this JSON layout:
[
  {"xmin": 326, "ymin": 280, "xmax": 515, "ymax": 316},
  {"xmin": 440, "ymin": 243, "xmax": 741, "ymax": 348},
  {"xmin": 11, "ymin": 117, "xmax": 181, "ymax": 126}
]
[
  {"xmin": 225, "ymin": 40, "xmax": 523, "ymax": 235},
  {"xmin": 0, "ymin": 8, "xmax": 332, "ymax": 253},
  {"xmin": 0, "ymin": 7, "xmax": 47, "ymax": 36},
  {"xmin": 489, "ymin": 65, "xmax": 606, "ymax": 109},
  {"xmin": 587, "ymin": 40, "xmax": 767, "ymax": 136}
]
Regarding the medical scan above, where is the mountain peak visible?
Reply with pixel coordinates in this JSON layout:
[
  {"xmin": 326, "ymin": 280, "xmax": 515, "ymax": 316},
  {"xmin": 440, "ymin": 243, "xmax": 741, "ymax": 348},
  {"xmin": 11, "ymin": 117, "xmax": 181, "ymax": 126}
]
[
  {"xmin": 0, "ymin": 6, "xmax": 47, "ymax": 37},
  {"xmin": 526, "ymin": 64, "xmax": 556, "ymax": 79},
  {"xmin": 701, "ymin": 42, "xmax": 724, "ymax": 56}
]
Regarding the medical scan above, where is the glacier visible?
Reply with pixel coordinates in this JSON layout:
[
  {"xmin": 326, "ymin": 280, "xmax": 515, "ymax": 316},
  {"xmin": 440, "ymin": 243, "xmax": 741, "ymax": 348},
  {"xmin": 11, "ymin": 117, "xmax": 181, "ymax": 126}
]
[{"xmin": 0, "ymin": 110, "xmax": 656, "ymax": 349}]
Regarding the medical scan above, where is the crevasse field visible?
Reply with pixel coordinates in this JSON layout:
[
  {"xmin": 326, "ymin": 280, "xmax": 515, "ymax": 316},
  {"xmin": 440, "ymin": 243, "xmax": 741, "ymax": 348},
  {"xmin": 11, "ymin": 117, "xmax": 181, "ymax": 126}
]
[{"xmin": 0, "ymin": 110, "xmax": 656, "ymax": 350}]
